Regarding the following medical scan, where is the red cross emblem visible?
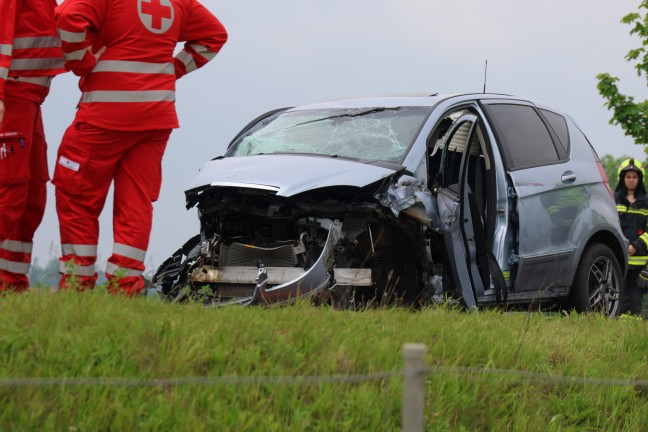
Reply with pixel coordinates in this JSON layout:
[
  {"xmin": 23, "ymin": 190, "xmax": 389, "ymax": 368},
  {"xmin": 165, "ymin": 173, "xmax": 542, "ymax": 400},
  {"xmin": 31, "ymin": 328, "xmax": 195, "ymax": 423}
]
[{"xmin": 138, "ymin": 0, "xmax": 174, "ymax": 34}]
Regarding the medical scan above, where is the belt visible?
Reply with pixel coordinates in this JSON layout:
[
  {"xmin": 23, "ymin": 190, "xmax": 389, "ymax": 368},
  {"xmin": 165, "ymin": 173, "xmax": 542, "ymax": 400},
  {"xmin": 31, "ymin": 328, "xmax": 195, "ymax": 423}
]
[{"xmin": 9, "ymin": 76, "xmax": 52, "ymax": 88}]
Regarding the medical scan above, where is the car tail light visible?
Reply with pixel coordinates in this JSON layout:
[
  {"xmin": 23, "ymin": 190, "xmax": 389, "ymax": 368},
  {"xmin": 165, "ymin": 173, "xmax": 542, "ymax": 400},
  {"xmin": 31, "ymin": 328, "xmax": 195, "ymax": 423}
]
[{"xmin": 596, "ymin": 161, "xmax": 614, "ymax": 199}]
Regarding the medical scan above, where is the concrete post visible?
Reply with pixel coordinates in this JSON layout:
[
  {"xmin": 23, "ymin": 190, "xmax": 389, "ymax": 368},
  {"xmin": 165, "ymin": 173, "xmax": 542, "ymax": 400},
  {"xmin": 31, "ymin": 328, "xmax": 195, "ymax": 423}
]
[{"xmin": 402, "ymin": 343, "xmax": 426, "ymax": 432}]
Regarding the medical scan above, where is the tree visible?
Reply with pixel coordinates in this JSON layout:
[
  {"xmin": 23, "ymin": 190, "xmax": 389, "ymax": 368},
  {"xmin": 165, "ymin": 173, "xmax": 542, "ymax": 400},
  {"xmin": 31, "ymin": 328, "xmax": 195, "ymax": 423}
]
[
  {"xmin": 29, "ymin": 256, "xmax": 60, "ymax": 288},
  {"xmin": 597, "ymin": 1, "xmax": 648, "ymax": 150}
]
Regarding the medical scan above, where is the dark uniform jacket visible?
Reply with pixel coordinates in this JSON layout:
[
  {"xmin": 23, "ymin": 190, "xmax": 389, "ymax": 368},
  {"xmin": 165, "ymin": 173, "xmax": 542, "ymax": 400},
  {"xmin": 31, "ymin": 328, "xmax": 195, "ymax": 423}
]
[{"xmin": 615, "ymin": 191, "xmax": 648, "ymax": 268}]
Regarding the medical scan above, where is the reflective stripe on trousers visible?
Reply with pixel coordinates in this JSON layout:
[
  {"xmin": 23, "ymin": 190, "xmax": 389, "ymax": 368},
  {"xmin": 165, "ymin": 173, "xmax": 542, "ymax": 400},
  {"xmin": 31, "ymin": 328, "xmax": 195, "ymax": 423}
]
[
  {"xmin": 61, "ymin": 243, "xmax": 97, "ymax": 257},
  {"xmin": 59, "ymin": 260, "xmax": 96, "ymax": 277},
  {"xmin": 105, "ymin": 262, "xmax": 144, "ymax": 278},
  {"xmin": 59, "ymin": 244, "xmax": 97, "ymax": 277},
  {"xmin": 1, "ymin": 239, "xmax": 33, "ymax": 254},
  {"xmin": 0, "ymin": 258, "xmax": 30, "ymax": 275},
  {"xmin": 107, "ymin": 243, "xmax": 146, "ymax": 278},
  {"xmin": 0, "ymin": 240, "xmax": 32, "ymax": 274},
  {"xmin": 113, "ymin": 243, "xmax": 146, "ymax": 262}
]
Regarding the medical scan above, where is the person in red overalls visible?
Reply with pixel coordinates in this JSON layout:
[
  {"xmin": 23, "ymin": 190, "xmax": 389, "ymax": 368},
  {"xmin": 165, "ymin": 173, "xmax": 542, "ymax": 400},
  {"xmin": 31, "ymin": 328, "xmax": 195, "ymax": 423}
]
[
  {"xmin": 0, "ymin": 0, "xmax": 66, "ymax": 291},
  {"xmin": 54, "ymin": 0, "xmax": 227, "ymax": 295}
]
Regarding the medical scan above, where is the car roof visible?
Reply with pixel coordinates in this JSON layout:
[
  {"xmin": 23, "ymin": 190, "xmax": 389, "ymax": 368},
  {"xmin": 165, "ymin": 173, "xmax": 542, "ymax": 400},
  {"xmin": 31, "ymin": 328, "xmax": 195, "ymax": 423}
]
[
  {"xmin": 285, "ymin": 92, "xmax": 570, "ymax": 122},
  {"xmin": 287, "ymin": 92, "xmax": 532, "ymax": 110}
]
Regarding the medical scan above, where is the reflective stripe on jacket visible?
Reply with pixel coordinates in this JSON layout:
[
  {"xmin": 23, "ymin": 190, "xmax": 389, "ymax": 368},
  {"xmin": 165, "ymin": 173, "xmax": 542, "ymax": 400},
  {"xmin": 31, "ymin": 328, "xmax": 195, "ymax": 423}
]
[{"xmin": 615, "ymin": 191, "xmax": 648, "ymax": 268}]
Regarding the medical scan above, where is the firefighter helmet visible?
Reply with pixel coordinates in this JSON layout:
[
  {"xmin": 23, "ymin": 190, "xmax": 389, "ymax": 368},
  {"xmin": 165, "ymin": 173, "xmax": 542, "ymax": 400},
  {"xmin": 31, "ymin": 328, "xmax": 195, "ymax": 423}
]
[{"xmin": 618, "ymin": 158, "xmax": 645, "ymax": 178}]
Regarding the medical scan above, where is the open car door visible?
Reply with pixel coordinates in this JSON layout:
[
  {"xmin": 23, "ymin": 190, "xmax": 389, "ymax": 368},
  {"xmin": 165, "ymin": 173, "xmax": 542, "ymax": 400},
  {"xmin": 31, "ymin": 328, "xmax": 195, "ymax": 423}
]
[{"xmin": 433, "ymin": 113, "xmax": 506, "ymax": 309}]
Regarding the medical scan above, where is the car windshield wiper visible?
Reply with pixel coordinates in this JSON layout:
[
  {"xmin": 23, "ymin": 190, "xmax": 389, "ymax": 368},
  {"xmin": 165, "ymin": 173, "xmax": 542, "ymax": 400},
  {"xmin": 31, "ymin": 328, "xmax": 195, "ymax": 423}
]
[
  {"xmin": 256, "ymin": 152, "xmax": 362, "ymax": 162},
  {"xmin": 290, "ymin": 107, "xmax": 401, "ymax": 128}
]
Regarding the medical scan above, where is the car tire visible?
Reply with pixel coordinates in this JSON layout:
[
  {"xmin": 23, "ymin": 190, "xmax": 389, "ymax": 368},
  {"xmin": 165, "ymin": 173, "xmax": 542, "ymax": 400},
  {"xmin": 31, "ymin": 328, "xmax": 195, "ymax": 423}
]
[{"xmin": 570, "ymin": 243, "xmax": 622, "ymax": 317}]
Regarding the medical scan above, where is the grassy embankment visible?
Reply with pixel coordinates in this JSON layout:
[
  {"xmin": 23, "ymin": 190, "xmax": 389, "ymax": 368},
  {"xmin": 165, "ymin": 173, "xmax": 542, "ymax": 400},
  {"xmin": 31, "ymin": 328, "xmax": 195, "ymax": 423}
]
[{"xmin": 1, "ymin": 288, "xmax": 647, "ymax": 431}]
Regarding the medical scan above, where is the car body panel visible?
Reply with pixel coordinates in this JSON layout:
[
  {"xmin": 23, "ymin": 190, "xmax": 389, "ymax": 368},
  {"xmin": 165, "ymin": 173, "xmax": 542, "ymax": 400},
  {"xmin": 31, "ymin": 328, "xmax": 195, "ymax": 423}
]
[{"xmin": 186, "ymin": 154, "xmax": 399, "ymax": 198}]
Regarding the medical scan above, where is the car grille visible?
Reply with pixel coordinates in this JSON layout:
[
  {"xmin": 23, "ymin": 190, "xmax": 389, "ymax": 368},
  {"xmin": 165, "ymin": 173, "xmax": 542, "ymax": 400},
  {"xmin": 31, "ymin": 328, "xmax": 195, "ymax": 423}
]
[{"xmin": 219, "ymin": 242, "xmax": 298, "ymax": 267}]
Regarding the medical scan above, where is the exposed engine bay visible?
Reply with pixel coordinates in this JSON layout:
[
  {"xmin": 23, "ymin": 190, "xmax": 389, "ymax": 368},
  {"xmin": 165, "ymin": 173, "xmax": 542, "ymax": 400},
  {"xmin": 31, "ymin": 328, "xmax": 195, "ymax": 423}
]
[{"xmin": 153, "ymin": 176, "xmax": 446, "ymax": 307}]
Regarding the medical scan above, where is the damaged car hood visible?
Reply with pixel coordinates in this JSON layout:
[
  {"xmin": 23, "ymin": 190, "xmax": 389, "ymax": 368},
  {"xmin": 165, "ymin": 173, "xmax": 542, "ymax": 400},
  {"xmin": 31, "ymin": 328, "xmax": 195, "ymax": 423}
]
[{"xmin": 186, "ymin": 154, "xmax": 402, "ymax": 197}]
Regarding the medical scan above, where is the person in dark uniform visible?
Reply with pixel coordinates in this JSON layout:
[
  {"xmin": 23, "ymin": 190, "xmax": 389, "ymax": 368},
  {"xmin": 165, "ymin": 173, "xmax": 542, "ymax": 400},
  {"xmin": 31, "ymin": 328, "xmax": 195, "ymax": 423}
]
[{"xmin": 615, "ymin": 158, "xmax": 648, "ymax": 316}]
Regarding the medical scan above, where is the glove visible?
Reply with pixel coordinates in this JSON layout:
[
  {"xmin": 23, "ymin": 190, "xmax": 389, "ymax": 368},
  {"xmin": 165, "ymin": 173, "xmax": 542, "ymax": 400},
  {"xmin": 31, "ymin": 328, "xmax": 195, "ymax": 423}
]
[{"xmin": 636, "ymin": 266, "xmax": 648, "ymax": 291}]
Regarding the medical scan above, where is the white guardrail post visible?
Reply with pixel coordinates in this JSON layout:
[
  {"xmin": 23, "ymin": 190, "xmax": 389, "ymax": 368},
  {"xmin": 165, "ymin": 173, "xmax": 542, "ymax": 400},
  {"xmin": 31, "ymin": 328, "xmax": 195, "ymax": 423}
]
[{"xmin": 402, "ymin": 343, "xmax": 426, "ymax": 432}]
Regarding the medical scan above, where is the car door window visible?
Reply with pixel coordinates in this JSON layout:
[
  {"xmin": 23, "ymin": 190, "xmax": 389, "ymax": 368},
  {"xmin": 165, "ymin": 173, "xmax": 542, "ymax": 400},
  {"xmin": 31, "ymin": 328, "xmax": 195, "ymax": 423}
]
[{"xmin": 483, "ymin": 104, "xmax": 560, "ymax": 170}]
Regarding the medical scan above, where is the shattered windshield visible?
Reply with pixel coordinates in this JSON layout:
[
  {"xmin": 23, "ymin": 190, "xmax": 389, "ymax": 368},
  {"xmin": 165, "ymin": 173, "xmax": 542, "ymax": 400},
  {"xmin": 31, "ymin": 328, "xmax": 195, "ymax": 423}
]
[{"xmin": 226, "ymin": 106, "xmax": 431, "ymax": 163}]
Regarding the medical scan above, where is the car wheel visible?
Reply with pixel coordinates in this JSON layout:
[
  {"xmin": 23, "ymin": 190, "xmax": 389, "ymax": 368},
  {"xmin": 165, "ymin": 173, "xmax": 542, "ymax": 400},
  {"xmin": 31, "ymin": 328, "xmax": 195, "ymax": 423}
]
[{"xmin": 570, "ymin": 243, "xmax": 622, "ymax": 317}]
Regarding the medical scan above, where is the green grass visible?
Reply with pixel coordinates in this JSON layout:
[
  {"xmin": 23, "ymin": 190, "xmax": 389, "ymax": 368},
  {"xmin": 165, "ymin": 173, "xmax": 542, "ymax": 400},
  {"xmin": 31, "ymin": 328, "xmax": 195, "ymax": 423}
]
[{"xmin": 0, "ymin": 289, "xmax": 647, "ymax": 431}]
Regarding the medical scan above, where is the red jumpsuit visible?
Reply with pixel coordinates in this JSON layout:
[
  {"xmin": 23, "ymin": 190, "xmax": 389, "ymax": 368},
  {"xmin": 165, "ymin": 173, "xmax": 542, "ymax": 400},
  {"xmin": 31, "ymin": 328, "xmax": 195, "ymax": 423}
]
[
  {"xmin": 54, "ymin": 0, "xmax": 227, "ymax": 294},
  {"xmin": 0, "ymin": 0, "xmax": 65, "ymax": 291}
]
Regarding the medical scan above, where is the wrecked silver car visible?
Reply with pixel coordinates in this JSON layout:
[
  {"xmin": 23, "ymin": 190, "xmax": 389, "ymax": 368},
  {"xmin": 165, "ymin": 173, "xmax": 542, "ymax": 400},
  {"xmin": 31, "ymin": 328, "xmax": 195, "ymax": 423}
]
[{"xmin": 153, "ymin": 93, "xmax": 628, "ymax": 316}]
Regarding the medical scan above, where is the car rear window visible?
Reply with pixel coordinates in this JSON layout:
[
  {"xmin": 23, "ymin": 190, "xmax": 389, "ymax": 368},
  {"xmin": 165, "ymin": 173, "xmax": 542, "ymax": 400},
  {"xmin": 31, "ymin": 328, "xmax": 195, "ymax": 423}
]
[
  {"xmin": 539, "ymin": 108, "xmax": 570, "ymax": 153},
  {"xmin": 483, "ymin": 104, "xmax": 561, "ymax": 170}
]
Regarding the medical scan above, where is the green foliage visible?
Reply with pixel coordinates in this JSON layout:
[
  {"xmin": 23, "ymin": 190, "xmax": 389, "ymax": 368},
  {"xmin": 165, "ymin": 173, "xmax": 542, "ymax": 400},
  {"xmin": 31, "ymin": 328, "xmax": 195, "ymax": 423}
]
[
  {"xmin": 0, "ymin": 291, "xmax": 647, "ymax": 431},
  {"xmin": 596, "ymin": 1, "xmax": 648, "ymax": 150}
]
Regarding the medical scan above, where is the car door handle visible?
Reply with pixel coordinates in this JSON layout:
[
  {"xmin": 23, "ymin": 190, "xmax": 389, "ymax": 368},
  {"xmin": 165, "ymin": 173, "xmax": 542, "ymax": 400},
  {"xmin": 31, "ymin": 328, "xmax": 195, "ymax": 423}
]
[{"xmin": 561, "ymin": 171, "xmax": 577, "ymax": 184}]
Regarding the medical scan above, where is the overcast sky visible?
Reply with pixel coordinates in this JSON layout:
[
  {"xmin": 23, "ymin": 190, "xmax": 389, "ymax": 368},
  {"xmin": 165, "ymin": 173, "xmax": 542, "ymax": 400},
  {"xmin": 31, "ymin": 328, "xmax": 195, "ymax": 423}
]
[{"xmin": 34, "ymin": 0, "xmax": 648, "ymax": 273}]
